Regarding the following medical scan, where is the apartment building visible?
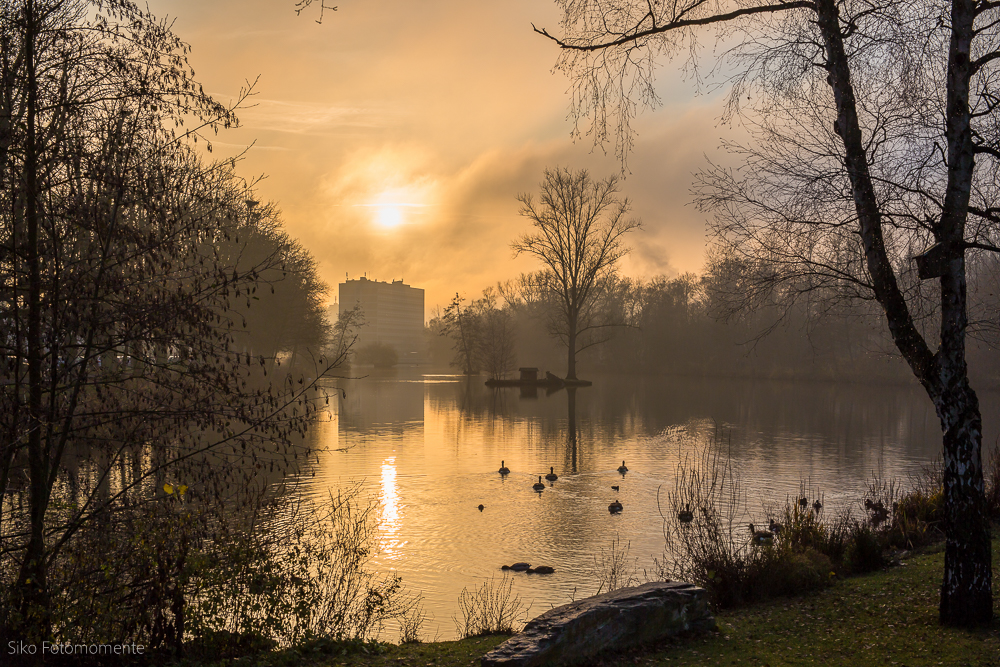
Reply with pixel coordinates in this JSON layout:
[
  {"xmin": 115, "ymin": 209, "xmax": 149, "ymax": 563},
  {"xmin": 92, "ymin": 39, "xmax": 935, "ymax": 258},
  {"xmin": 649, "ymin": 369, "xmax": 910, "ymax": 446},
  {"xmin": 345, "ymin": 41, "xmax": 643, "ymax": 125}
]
[{"xmin": 338, "ymin": 277, "xmax": 425, "ymax": 362}]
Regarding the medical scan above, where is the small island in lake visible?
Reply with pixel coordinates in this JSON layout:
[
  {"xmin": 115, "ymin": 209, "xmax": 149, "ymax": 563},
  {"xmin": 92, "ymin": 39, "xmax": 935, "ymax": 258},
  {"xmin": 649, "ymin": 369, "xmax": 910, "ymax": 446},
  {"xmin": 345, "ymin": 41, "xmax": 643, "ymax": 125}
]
[{"xmin": 485, "ymin": 367, "xmax": 593, "ymax": 388}]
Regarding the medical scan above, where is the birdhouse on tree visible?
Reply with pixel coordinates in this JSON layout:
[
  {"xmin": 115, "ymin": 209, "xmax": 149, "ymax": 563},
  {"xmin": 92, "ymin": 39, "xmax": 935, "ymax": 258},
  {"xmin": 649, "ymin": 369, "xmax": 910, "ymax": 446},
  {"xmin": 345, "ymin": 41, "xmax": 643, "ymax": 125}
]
[{"xmin": 913, "ymin": 242, "xmax": 959, "ymax": 280}]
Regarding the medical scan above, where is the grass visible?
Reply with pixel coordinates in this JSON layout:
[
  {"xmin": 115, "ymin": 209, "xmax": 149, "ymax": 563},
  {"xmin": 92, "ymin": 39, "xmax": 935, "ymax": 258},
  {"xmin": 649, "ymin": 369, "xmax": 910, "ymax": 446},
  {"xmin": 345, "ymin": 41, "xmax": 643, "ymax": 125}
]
[
  {"xmin": 216, "ymin": 536, "xmax": 998, "ymax": 667},
  {"xmin": 641, "ymin": 539, "xmax": 999, "ymax": 667}
]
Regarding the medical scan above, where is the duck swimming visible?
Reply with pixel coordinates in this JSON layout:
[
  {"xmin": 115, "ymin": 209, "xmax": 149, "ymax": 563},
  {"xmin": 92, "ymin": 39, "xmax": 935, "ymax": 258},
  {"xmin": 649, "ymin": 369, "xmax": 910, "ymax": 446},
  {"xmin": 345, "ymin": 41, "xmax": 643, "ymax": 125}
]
[
  {"xmin": 532, "ymin": 476, "xmax": 545, "ymax": 491},
  {"xmin": 609, "ymin": 499, "xmax": 624, "ymax": 514},
  {"xmin": 545, "ymin": 467, "xmax": 558, "ymax": 481},
  {"xmin": 499, "ymin": 460, "xmax": 510, "ymax": 475},
  {"xmin": 617, "ymin": 460, "xmax": 628, "ymax": 473},
  {"xmin": 748, "ymin": 523, "xmax": 774, "ymax": 545},
  {"xmin": 678, "ymin": 504, "xmax": 694, "ymax": 523}
]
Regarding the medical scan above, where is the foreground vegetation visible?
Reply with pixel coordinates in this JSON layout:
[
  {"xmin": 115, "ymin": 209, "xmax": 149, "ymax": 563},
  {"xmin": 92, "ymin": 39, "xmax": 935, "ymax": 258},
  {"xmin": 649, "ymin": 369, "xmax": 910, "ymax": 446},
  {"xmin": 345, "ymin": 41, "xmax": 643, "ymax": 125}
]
[
  {"xmin": 169, "ymin": 536, "xmax": 996, "ymax": 667},
  {"xmin": 1, "ymin": 0, "xmax": 341, "ymax": 650},
  {"xmin": 140, "ymin": 449, "xmax": 999, "ymax": 667}
]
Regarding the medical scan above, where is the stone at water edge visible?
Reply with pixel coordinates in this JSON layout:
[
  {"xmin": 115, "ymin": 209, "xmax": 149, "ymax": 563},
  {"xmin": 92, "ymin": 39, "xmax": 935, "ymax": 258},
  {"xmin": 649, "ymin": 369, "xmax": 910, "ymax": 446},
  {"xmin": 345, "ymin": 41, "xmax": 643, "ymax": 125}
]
[{"xmin": 480, "ymin": 581, "xmax": 715, "ymax": 667}]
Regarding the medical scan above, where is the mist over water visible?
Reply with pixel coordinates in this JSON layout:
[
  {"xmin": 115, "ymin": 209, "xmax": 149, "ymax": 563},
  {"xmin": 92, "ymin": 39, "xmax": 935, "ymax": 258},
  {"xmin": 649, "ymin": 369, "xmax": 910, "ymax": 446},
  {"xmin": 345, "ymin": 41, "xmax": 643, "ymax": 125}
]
[{"xmin": 301, "ymin": 368, "xmax": 998, "ymax": 640}]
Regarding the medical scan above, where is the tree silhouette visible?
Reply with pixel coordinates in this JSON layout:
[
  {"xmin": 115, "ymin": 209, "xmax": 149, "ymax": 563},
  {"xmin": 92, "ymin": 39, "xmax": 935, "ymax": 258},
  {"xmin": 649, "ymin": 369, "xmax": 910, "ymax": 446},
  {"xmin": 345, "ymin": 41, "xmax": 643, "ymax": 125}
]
[
  {"xmin": 513, "ymin": 167, "xmax": 640, "ymax": 381},
  {"xmin": 537, "ymin": 0, "xmax": 996, "ymax": 625},
  {"xmin": 0, "ymin": 0, "xmax": 337, "ymax": 644}
]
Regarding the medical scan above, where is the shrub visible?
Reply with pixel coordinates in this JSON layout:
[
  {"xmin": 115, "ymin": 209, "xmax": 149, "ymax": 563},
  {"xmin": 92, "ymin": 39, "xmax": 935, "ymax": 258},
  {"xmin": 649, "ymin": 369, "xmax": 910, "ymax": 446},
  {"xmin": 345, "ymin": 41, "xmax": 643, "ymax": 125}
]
[
  {"xmin": 656, "ymin": 432, "xmax": 963, "ymax": 611},
  {"xmin": 590, "ymin": 535, "xmax": 640, "ymax": 594},
  {"xmin": 686, "ymin": 548, "xmax": 755, "ymax": 608},
  {"xmin": 398, "ymin": 602, "xmax": 427, "ymax": 644},
  {"xmin": 814, "ymin": 511, "xmax": 853, "ymax": 567},
  {"xmin": 183, "ymin": 629, "xmax": 278, "ymax": 661},
  {"xmin": 776, "ymin": 502, "xmax": 827, "ymax": 553},
  {"xmin": 188, "ymin": 486, "xmax": 421, "ymax": 649},
  {"xmin": 656, "ymin": 437, "xmax": 835, "ymax": 609},
  {"xmin": 779, "ymin": 548, "xmax": 835, "ymax": 595},
  {"xmin": 453, "ymin": 574, "xmax": 527, "ymax": 638},
  {"xmin": 888, "ymin": 487, "xmax": 943, "ymax": 549},
  {"xmin": 844, "ymin": 520, "xmax": 887, "ymax": 574},
  {"xmin": 859, "ymin": 464, "xmax": 946, "ymax": 551},
  {"xmin": 655, "ymin": 439, "xmax": 755, "ymax": 607}
]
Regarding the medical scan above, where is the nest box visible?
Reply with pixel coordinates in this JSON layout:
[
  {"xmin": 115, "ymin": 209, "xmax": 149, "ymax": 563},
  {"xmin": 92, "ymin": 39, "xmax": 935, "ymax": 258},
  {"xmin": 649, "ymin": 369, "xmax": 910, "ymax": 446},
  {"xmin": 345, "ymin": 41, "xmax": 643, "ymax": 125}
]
[{"xmin": 912, "ymin": 242, "xmax": 959, "ymax": 280}]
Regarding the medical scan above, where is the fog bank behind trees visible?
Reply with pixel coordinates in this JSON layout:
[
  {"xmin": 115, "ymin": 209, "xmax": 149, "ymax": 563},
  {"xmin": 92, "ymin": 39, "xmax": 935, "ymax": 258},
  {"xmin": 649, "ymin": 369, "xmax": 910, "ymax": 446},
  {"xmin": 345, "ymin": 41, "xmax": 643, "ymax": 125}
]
[{"xmin": 431, "ymin": 254, "xmax": 1000, "ymax": 388}]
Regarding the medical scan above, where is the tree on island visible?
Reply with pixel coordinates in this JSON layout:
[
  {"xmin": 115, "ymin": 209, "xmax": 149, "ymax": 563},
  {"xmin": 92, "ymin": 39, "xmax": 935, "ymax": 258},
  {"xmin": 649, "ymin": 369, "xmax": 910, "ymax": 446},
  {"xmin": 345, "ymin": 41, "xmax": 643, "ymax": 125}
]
[
  {"xmin": 474, "ymin": 288, "xmax": 518, "ymax": 381},
  {"xmin": 513, "ymin": 167, "xmax": 641, "ymax": 381},
  {"xmin": 440, "ymin": 293, "xmax": 480, "ymax": 375},
  {"xmin": 536, "ymin": 0, "xmax": 996, "ymax": 625},
  {"xmin": 438, "ymin": 289, "xmax": 517, "ymax": 379}
]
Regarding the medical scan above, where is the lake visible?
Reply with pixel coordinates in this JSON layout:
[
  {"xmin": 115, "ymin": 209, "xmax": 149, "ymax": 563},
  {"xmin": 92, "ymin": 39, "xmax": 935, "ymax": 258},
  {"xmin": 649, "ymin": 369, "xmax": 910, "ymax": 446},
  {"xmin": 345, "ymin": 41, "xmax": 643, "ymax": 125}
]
[{"xmin": 302, "ymin": 368, "xmax": 998, "ymax": 641}]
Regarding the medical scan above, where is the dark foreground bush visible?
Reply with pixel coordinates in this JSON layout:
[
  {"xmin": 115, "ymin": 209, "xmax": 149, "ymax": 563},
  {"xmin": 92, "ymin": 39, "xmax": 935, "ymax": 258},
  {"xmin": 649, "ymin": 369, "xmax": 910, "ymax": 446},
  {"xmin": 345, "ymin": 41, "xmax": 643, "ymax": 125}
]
[
  {"xmin": 843, "ymin": 520, "xmax": 887, "ymax": 574},
  {"xmin": 183, "ymin": 629, "xmax": 278, "ymax": 661},
  {"xmin": 656, "ymin": 433, "xmax": 955, "ymax": 609},
  {"xmin": 656, "ymin": 444, "xmax": 837, "ymax": 608}
]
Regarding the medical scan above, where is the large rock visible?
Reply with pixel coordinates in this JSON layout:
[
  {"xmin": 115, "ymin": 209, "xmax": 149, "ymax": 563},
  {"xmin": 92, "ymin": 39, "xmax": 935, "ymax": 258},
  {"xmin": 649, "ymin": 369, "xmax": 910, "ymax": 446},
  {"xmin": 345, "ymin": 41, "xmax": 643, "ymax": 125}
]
[{"xmin": 481, "ymin": 582, "xmax": 715, "ymax": 667}]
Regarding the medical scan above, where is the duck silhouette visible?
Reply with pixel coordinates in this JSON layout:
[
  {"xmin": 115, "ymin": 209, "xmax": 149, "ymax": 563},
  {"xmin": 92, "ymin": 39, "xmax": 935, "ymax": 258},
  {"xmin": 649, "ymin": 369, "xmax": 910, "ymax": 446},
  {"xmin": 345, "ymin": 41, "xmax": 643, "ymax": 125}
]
[
  {"xmin": 499, "ymin": 460, "xmax": 510, "ymax": 475},
  {"xmin": 609, "ymin": 499, "xmax": 624, "ymax": 514},
  {"xmin": 545, "ymin": 467, "xmax": 558, "ymax": 481},
  {"xmin": 617, "ymin": 460, "xmax": 628, "ymax": 474},
  {"xmin": 748, "ymin": 523, "xmax": 774, "ymax": 545},
  {"xmin": 532, "ymin": 476, "xmax": 545, "ymax": 491},
  {"xmin": 477, "ymin": 504, "xmax": 485, "ymax": 512},
  {"xmin": 678, "ymin": 504, "xmax": 694, "ymax": 523},
  {"xmin": 611, "ymin": 485, "xmax": 620, "ymax": 492}
]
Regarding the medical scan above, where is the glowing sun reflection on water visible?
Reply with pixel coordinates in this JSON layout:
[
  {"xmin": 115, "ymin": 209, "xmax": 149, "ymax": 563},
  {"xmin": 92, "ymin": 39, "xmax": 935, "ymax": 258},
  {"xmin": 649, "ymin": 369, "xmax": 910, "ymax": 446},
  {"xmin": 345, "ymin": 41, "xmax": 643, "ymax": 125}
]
[{"xmin": 380, "ymin": 457, "xmax": 401, "ymax": 559}]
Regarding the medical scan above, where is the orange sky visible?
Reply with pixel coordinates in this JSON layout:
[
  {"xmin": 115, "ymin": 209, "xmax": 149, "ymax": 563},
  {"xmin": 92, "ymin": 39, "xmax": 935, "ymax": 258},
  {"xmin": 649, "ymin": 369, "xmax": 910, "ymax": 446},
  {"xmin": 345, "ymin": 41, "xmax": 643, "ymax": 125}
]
[{"xmin": 147, "ymin": 0, "xmax": 736, "ymax": 316}]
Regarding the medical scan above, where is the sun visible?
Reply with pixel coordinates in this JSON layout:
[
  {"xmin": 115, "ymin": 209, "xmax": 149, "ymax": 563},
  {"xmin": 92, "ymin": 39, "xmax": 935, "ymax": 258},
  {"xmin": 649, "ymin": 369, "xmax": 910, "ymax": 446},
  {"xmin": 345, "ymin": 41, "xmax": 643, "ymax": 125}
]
[
  {"xmin": 375, "ymin": 204, "xmax": 405, "ymax": 228},
  {"xmin": 355, "ymin": 182, "xmax": 432, "ymax": 229}
]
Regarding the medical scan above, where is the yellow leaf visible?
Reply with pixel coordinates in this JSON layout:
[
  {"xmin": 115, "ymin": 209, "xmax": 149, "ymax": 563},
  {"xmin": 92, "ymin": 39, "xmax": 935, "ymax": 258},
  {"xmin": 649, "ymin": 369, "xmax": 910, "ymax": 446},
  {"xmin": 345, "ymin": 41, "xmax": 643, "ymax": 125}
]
[
  {"xmin": 164, "ymin": 483, "xmax": 174, "ymax": 495},
  {"xmin": 178, "ymin": 485, "xmax": 188, "ymax": 497}
]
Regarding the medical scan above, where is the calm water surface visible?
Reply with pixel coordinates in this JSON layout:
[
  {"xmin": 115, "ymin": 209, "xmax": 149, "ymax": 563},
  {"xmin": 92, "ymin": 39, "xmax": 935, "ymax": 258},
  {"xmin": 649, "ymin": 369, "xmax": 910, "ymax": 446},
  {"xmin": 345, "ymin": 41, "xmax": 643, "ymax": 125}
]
[{"xmin": 302, "ymin": 369, "xmax": 998, "ymax": 641}]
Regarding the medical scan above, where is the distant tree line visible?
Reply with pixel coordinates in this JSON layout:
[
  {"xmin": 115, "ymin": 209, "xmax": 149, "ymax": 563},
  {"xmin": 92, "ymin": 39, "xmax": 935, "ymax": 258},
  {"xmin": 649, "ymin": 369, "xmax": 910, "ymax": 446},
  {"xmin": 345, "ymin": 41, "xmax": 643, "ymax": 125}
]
[
  {"xmin": 433, "ymin": 165, "xmax": 991, "ymax": 385},
  {"xmin": 432, "ymin": 254, "xmax": 1000, "ymax": 386}
]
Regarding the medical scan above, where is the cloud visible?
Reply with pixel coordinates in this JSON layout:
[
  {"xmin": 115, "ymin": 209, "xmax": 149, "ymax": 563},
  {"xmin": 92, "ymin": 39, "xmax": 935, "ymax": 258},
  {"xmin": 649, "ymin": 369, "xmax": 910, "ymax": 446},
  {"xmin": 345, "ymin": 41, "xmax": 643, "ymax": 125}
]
[
  {"xmin": 233, "ymin": 98, "xmax": 392, "ymax": 135},
  {"xmin": 306, "ymin": 103, "xmax": 733, "ymax": 312},
  {"xmin": 146, "ymin": 0, "xmax": 744, "ymax": 316}
]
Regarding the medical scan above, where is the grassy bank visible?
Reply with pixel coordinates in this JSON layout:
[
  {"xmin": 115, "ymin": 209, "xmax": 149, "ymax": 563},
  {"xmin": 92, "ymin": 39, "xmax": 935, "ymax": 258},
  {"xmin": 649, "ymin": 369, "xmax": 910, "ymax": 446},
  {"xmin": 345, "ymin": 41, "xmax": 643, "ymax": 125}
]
[{"xmin": 240, "ymin": 537, "xmax": 999, "ymax": 667}]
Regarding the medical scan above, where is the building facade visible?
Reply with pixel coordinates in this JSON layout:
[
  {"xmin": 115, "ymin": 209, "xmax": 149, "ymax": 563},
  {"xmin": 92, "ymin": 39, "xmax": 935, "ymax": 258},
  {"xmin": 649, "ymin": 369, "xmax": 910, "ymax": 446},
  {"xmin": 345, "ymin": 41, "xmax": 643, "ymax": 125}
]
[{"xmin": 339, "ymin": 278, "xmax": 425, "ymax": 362}]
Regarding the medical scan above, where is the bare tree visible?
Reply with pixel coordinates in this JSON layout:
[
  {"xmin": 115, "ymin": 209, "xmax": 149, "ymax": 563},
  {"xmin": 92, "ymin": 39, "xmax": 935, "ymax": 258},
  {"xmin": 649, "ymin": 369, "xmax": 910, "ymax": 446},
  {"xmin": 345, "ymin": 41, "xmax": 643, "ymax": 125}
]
[
  {"xmin": 441, "ymin": 293, "xmax": 480, "ymax": 374},
  {"xmin": 475, "ymin": 287, "xmax": 518, "ymax": 381},
  {"xmin": 513, "ymin": 167, "xmax": 641, "ymax": 381},
  {"xmin": 536, "ymin": 0, "xmax": 996, "ymax": 626},
  {"xmin": 438, "ymin": 289, "xmax": 517, "ymax": 379}
]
